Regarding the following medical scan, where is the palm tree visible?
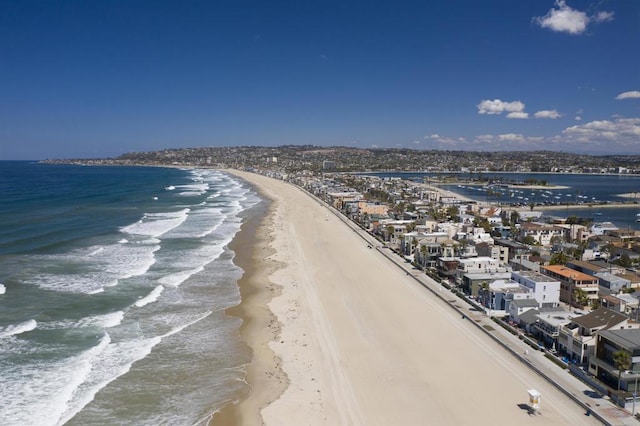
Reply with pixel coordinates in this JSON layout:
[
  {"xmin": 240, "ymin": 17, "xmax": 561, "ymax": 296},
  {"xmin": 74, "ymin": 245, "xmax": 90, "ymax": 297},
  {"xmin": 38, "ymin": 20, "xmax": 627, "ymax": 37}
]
[
  {"xmin": 479, "ymin": 282, "xmax": 490, "ymax": 310},
  {"xmin": 575, "ymin": 288, "xmax": 590, "ymax": 308},
  {"xmin": 419, "ymin": 244, "xmax": 428, "ymax": 268},
  {"xmin": 614, "ymin": 350, "xmax": 632, "ymax": 399},
  {"xmin": 550, "ymin": 251, "xmax": 569, "ymax": 265},
  {"xmin": 385, "ymin": 225, "xmax": 394, "ymax": 242}
]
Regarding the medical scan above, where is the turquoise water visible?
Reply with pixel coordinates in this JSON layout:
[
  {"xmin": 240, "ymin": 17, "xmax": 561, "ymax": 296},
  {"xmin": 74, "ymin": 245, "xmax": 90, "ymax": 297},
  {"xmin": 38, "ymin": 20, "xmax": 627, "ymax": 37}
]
[{"xmin": 0, "ymin": 162, "xmax": 259, "ymax": 425}]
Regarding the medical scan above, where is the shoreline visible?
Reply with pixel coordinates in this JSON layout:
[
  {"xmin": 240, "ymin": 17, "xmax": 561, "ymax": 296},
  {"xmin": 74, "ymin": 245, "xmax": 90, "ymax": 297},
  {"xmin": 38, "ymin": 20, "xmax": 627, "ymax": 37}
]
[
  {"xmin": 210, "ymin": 178, "xmax": 288, "ymax": 425},
  {"xmin": 214, "ymin": 170, "xmax": 598, "ymax": 425}
]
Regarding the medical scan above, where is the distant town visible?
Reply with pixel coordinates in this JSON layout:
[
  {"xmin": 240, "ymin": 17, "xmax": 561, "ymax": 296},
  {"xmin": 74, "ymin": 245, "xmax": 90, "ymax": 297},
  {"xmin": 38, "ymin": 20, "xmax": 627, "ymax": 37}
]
[
  {"xmin": 46, "ymin": 145, "xmax": 640, "ymax": 414},
  {"xmin": 45, "ymin": 145, "xmax": 640, "ymax": 174}
]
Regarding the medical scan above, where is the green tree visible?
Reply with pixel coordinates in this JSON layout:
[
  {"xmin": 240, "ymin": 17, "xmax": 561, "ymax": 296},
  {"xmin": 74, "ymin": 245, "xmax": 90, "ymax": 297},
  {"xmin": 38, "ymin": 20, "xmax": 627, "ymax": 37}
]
[
  {"xmin": 613, "ymin": 350, "xmax": 632, "ymax": 397},
  {"xmin": 614, "ymin": 254, "xmax": 632, "ymax": 268},
  {"xmin": 446, "ymin": 206, "xmax": 459, "ymax": 219},
  {"xmin": 385, "ymin": 225, "xmax": 394, "ymax": 242},
  {"xmin": 420, "ymin": 244, "xmax": 428, "ymax": 268},
  {"xmin": 566, "ymin": 216, "xmax": 579, "ymax": 225},
  {"xmin": 479, "ymin": 282, "xmax": 490, "ymax": 308},
  {"xmin": 550, "ymin": 252, "xmax": 569, "ymax": 265},
  {"xmin": 510, "ymin": 210, "xmax": 520, "ymax": 226},
  {"xmin": 575, "ymin": 288, "xmax": 590, "ymax": 307}
]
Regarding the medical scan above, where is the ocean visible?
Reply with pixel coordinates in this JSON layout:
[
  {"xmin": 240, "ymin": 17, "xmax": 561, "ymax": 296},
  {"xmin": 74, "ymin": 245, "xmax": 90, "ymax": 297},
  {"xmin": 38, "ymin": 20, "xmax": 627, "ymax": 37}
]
[{"xmin": 0, "ymin": 162, "xmax": 260, "ymax": 425}]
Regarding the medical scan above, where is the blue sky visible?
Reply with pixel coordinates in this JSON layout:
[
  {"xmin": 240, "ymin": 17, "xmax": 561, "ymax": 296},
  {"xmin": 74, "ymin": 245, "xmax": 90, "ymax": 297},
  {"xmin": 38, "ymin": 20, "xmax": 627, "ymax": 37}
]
[{"xmin": 1, "ymin": 0, "xmax": 639, "ymax": 159}]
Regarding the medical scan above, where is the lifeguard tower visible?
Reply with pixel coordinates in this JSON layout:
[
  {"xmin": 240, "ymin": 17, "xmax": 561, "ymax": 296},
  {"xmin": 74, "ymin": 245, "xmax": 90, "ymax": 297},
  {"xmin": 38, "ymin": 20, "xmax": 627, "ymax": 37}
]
[{"xmin": 528, "ymin": 389, "xmax": 541, "ymax": 414}]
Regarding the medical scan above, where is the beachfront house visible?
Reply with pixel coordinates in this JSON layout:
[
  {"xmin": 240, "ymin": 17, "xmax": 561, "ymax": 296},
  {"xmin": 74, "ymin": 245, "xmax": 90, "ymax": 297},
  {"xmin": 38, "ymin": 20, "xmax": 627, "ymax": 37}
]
[
  {"xmin": 558, "ymin": 307, "xmax": 630, "ymax": 364},
  {"xmin": 590, "ymin": 329, "xmax": 640, "ymax": 409},
  {"xmin": 436, "ymin": 257, "xmax": 460, "ymax": 283},
  {"xmin": 511, "ymin": 270, "xmax": 561, "ymax": 308},
  {"xmin": 479, "ymin": 280, "xmax": 535, "ymax": 316},
  {"xmin": 540, "ymin": 265, "xmax": 599, "ymax": 309},
  {"xmin": 508, "ymin": 298, "xmax": 541, "ymax": 323},
  {"xmin": 514, "ymin": 308, "xmax": 541, "ymax": 332},
  {"xmin": 456, "ymin": 257, "xmax": 510, "ymax": 293},
  {"xmin": 377, "ymin": 219, "xmax": 413, "ymax": 247},
  {"xmin": 461, "ymin": 271, "xmax": 513, "ymax": 297},
  {"xmin": 326, "ymin": 191, "xmax": 362, "ymax": 209},
  {"xmin": 401, "ymin": 231, "xmax": 449, "ymax": 264},
  {"xmin": 533, "ymin": 310, "xmax": 575, "ymax": 352}
]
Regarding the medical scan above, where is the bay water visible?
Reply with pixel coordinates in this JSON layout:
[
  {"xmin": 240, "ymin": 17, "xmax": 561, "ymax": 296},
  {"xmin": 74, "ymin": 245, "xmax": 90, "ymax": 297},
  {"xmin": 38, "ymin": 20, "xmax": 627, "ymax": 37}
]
[{"xmin": 376, "ymin": 171, "xmax": 640, "ymax": 230}]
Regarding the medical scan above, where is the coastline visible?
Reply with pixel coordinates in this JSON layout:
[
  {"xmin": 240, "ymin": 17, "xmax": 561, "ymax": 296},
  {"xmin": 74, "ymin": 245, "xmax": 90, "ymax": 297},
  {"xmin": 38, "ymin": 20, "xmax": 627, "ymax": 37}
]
[
  {"xmin": 216, "ymin": 170, "xmax": 598, "ymax": 425},
  {"xmin": 210, "ymin": 179, "xmax": 288, "ymax": 425}
]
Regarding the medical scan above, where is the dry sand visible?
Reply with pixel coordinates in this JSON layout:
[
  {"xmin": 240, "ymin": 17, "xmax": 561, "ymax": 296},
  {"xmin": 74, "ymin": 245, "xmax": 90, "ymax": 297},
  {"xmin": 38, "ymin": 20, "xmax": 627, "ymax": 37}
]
[{"xmin": 218, "ymin": 170, "xmax": 600, "ymax": 426}]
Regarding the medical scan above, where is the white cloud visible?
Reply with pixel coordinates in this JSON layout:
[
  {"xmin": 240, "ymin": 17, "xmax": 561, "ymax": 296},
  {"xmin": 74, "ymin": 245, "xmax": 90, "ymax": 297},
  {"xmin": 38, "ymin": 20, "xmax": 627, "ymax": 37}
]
[
  {"xmin": 563, "ymin": 118, "xmax": 640, "ymax": 145},
  {"xmin": 574, "ymin": 116, "xmax": 582, "ymax": 121},
  {"xmin": 616, "ymin": 91, "xmax": 640, "ymax": 100},
  {"xmin": 594, "ymin": 11, "xmax": 614, "ymax": 23},
  {"xmin": 498, "ymin": 134, "xmax": 526, "ymax": 142},
  {"xmin": 424, "ymin": 134, "xmax": 463, "ymax": 148},
  {"xmin": 534, "ymin": 110, "xmax": 561, "ymax": 119},
  {"xmin": 506, "ymin": 112, "xmax": 529, "ymax": 119},
  {"xmin": 533, "ymin": 1, "xmax": 613, "ymax": 35},
  {"xmin": 477, "ymin": 99, "xmax": 525, "ymax": 115}
]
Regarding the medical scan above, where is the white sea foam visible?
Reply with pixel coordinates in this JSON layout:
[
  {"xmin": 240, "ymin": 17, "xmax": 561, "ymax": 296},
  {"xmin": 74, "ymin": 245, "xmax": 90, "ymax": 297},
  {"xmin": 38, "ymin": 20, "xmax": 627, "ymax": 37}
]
[
  {"xmin": 161, "ymin": 206, "xmax": 224, "ymax": 239},
  {"xmin": 0, "ymin": 283, "xmax": 5, "ymax": 295},
  {"xmin": 1, "ymin": 333, "xmax": 111, "ymax": 426},
  {"xmin": 165, "ymin": 185, "xmax": 175, "ymax": 190},
  {"xmin": 176, "ymin": 183, "xmax": 209, "ymax": 196},
  {"xmin": 0, "ymin": 319, "xmax": 37, "ymax": 338},
  {"xmin": 135, "ymin": 285, "xmax": 164, "ymax": 307},
  {"xmin": 27, "ymin": 240, "xmax": 160, "ymax": 294},
  {"xmin": 120, "ymin": 208, "xmax": 190, "ymax": 238},
  {"xmin": 55, "ymin": 334, "xmax": 162, "ymax": 426},
  {"xmin": 78, "ymin": 311, "xmax": 125, "ymax": 329},
  {"xmin": 56, "ymin": 312, "xmax": 211, "ymax": 425},
  {"xmin": 40, "ymin": 311, "xmax": 124, "ymax": 331},
  {"xmin": 87, "ymin": 247, "xmax": 104, "ymax": 257},
  {"xmin": 158, "ymin": 267, "xmax": 204, "ymax": 287}
]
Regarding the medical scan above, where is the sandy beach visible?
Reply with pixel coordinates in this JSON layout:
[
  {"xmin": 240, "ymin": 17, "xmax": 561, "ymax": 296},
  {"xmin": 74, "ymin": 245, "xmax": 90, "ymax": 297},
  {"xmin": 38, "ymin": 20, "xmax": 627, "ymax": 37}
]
[{"xmin": 215, "ymin": 170, "xmax": 600, "ymax": 426}]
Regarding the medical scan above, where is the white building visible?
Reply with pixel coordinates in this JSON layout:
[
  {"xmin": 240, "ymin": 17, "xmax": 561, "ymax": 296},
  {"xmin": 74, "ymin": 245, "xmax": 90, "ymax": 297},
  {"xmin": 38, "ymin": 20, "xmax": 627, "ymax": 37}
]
[{"xmin": 511, "ymin": 270, "xmax": 561, "ymax": 309}]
